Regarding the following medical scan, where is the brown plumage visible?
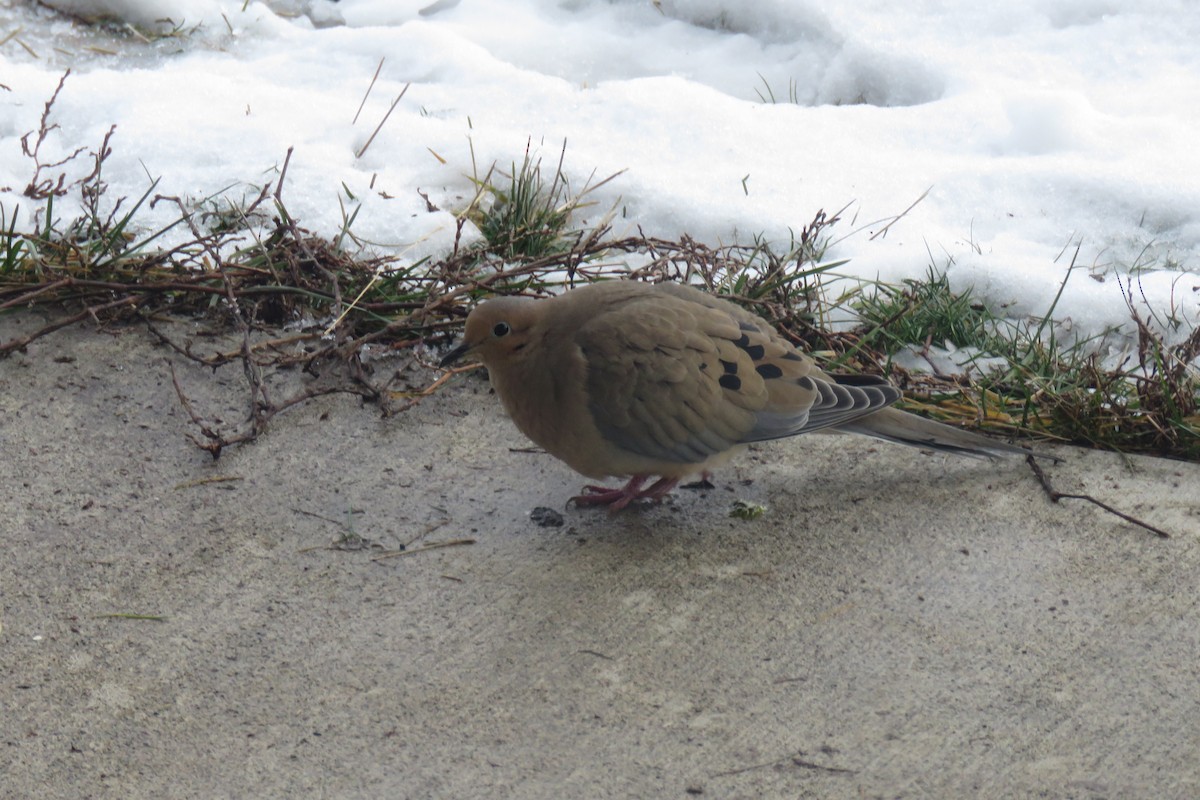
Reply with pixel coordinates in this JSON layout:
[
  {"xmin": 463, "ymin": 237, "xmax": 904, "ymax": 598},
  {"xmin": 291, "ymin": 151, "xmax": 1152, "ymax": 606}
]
[{"xmin": 440, "ymin": 280, "xmax": 1033, "ymax": 510}]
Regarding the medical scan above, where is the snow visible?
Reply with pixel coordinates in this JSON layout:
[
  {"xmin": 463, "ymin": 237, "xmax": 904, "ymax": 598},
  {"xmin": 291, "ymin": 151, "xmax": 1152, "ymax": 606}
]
[{"xmin": 3, "ymin": 0, "xmax": 1199, "ymax": 353}]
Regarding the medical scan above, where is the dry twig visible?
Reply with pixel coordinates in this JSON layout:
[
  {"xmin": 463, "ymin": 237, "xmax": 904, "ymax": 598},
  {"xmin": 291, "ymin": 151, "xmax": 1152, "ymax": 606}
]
[{"xmin": 1025, "ymin": 455, "xmax": 1171, "ymax": 539}]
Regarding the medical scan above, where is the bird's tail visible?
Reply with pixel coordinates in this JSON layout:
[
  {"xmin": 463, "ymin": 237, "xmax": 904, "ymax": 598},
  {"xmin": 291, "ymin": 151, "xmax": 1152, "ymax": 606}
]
[{"xmin": 836, "ymin": 407, "xmax": 1051, "ymax": 461}]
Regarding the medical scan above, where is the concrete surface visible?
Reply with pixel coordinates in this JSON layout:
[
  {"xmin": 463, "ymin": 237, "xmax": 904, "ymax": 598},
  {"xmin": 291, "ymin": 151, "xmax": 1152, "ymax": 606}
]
[{"xmin": 2, "ymin": 314, "xmax": 1198, "ymax": 799}]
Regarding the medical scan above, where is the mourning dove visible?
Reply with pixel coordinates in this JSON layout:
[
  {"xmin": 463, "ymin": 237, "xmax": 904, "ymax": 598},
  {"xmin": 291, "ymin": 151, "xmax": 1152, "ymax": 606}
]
[{"xmin": 440, "ymin": 280, "xmax": 1035, "ymax": 510}]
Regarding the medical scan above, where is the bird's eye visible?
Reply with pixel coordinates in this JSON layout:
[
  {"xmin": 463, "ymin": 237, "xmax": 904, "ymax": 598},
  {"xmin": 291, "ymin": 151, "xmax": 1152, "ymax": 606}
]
[{"xmin": 492, "ymin": 322, "xmax": 511, "ymax": 337}]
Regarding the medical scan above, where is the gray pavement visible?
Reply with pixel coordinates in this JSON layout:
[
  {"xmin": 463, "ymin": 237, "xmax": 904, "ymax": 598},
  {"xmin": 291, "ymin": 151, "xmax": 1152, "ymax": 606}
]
[{"xmin": 2, "ymin": 315, "xmax": 1198, "ymax": 799}]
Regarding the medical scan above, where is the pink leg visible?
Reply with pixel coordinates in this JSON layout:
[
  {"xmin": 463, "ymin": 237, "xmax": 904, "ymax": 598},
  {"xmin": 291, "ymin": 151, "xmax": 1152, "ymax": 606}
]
[
  {"xmin": 569, "ymin": 475, "xmax": 681, "ymax": 512},
  {"xmin": 570, "ymin": 476, "xmax": 649, "ymax": 511},
  {"xmin": 641, "ymin": 476, "xmax": 681, "ymax": 502}
]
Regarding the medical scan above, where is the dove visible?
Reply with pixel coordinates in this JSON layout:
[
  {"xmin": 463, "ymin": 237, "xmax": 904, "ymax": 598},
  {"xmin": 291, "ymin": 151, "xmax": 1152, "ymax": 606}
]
[{"xmin": 439, "ymin": 280, "xmax": 1036, "ymax": 511}]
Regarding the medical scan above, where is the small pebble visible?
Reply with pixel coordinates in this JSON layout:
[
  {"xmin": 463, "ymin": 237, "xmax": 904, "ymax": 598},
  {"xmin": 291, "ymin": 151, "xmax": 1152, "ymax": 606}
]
[{"xmin": 530, "ymin": 506, "xmax": 564, "ymax": 527}]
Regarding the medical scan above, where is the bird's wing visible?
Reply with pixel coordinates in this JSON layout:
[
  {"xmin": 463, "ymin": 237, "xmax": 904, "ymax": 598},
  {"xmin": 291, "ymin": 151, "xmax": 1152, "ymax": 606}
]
[{"xmin": 575, "ymin": 288, "xmax": 899, "ymax": 464}]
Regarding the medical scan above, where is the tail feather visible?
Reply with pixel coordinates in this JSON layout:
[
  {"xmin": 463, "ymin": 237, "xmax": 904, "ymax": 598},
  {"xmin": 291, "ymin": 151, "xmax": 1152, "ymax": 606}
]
[{"xmin": 837, "ymin": 407, "xmax": 1050, "ymax": 461}]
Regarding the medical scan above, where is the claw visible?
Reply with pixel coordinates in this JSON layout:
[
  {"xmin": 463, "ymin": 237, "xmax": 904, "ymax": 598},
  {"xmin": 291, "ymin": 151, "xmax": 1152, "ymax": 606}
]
[{"xmin": 568, "ymin": 475, "xmax": 681, "ymax": 512}]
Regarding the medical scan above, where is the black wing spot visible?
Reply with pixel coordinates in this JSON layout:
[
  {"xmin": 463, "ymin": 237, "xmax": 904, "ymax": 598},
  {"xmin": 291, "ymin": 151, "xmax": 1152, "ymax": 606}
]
[
  {"xmin": 720, "ymin": 359, "xmax": 738, "ymax": 375},
  {"xmin": 738, "ymin": 321, "xmax": 760, "ymax": 333},
  {"xmin": 742, "ymin": 343, "xmax": 766, "ymax": 360},
  {"xmin": 796, "ymin": 376, "xmax": 815, "ymax": 390},
  {"xmin": 756, "ymin": 363, "xmax": 783, "ymax": 380},
  {"xmin": 719, "ymin": 374, "xmax": 742, "ymax": 391},
  {"xmin": 782, "ymin": 351, "xmax": 804, "ymax": 362},
  {"xmin": 733, "ymin": 332, "xmax": 766, "ymax": 360}
]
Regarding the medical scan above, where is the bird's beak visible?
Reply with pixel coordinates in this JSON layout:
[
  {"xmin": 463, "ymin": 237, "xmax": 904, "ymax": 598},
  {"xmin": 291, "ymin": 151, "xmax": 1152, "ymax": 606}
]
[{"xmin": 439, "ymin": 339, "xmax": 472, "ymax": 368}]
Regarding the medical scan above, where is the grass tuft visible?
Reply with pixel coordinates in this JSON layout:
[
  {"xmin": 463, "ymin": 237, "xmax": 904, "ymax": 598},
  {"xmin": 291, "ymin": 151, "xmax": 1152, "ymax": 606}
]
[
  {"xmin": 852, "ymin": 259, "xmax": 1199, "ymax": 459},
  {"xmin": 854, "ymin": 266, "xmax": 999, "ymax": 356},
  {"xmin": 467, "ymin": 139, "xmax": 621, "ymax": 262}
]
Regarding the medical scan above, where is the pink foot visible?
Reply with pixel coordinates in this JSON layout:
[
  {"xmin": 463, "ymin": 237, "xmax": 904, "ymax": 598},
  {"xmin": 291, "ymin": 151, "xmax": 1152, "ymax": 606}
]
[{"xmin": 569, "ymin": 475, "xmax": 682, "ymax": 512}]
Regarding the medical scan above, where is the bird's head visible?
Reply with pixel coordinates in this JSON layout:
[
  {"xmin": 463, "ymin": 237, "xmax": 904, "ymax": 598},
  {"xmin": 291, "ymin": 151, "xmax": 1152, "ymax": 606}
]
[{"xmin": 439, "ymin": 295, "xmax": 541, "ymax": 369}]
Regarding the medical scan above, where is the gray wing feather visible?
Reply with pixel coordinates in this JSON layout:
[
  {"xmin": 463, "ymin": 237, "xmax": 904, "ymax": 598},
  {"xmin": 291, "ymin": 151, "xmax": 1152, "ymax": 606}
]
[{"xmin": 742, "ymin": 376, "xmax": 900, "ymax": 442}]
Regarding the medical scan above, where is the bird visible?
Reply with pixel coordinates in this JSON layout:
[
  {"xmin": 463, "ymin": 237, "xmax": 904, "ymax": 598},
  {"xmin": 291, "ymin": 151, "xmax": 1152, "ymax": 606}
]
[{"xmin": 439, "ymin": 280, "xmax": 1038, "ymax": 511}]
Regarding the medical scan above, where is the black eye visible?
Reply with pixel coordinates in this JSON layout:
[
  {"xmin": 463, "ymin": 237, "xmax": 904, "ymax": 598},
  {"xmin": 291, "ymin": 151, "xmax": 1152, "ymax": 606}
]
[{"xmin": 493, "ymin": 322, "xmax": 511, "ymax": 337}]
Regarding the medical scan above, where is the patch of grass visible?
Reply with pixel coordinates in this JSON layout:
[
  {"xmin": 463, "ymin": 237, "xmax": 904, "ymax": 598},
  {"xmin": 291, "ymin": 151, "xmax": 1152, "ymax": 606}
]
[
  {"xmin": 999, "ymin": 282, "xmax": 1200, "ymax": 459},
  {"xmin": 852, "ymin": 258, "xmax": 1199, "ymax": 459},
  {"xmin": 854, "ymin": 266, "xmax": 1000, "ymax": 356},
  {"xmin": 467, "ymin": 138, "xmax": 621, "ymax": 261},
  {"xmin": 473, "ymin": 145, "xmax": 574, "ymax": 259},
  {"xmin": 1, "ymin": 205, "xmax": 26, "ymax": 274}
]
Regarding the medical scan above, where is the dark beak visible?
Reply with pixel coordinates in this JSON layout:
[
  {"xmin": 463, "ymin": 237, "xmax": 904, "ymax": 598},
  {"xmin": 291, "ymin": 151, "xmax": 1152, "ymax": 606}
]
[{"xmin": 439, "ymin": 340, "xmax": 471, "ymax": 368}]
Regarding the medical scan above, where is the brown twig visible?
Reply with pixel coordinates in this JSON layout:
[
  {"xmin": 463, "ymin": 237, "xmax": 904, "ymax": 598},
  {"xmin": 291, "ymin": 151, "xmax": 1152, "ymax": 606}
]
[
  {"xmin": 2, "ymin": 276, "xmax": 227, "ymax": 311},
  {"xmin": 352, "ymin": 57, "xmax": 385, "ymax": 125},
  {"xmin": 144, "ymin": 317, "xmax": 323, "ymax": 367},
  {"xmin": 169, "ymin": 354, "xmax": 380, "ymax": 459},
  {"xmin": 382, "ymin": 360, "xmax": 481, "ymax": 416},
  {"xmin": 371, "ymin": 538, "xmax": 477, "ymax": 560},
  {"xmin": 711, "ymin": 751, "xmax": 856, "ymax": 778},
  {"xmin": 1025, "ymin": 455, "xmax": 1171, "ymax": 539},
  {"xmin": 355, "ymin": 83, "xmax": 410, "ymax": 159},
  {"xmin": 168, "ymin": 360, "xmax": 226, "ymax": 456},
  {"xmin": 21, "ymin": 70, "xmax": 81, "ymax": 199},
  {"xmin": 173, "ymin": 476, "xmax": 243, "ymax": 490},
  {"xmin": 865, "ymin": 186, "xmax": 930, "ymax": 242},
  {"xmin": 0, "ymin": 295, "xmax": 140, "ymax": 355}
]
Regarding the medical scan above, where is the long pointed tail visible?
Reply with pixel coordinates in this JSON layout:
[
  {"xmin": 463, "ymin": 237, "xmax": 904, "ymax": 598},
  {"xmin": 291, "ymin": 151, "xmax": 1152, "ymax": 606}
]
[{"xmin": 837, "ymin": 407, "xmax": 1049, "ymax": 461}]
